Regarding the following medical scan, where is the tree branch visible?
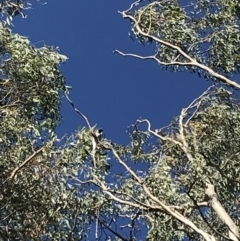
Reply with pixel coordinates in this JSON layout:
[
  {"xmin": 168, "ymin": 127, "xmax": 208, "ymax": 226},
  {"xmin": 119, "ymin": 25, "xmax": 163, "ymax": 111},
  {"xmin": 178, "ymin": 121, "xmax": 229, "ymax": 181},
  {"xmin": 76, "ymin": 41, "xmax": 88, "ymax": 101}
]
[
  {"xmin": 7, "ymin": 146, "xmax": 44, "ymax": 180},
  {"xmin": 98, "ymin": 218, "xmax": 130, "ymax": 241},
  {"xmin": 116, "ymin": 11, "xmax": 240, "ymax": 90},
  {"xmin": 107, "ymin": 145, "xmax": 216, "ymax": 241},
  {"xmin": 64, "ymin": 91, "xmax": 92, "ymax": 129},
  {"xmin": 205, "ymin": 183, "xmax": 240, "ymax": 241}
]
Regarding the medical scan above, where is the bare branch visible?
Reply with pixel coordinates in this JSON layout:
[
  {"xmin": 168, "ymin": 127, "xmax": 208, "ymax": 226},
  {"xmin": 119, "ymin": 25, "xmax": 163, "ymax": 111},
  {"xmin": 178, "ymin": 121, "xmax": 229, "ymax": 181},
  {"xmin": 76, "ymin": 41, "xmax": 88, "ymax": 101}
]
[
  {"xmin": 124, "ymin": 0, "xmax": 142, "ymax": 14},
  {"xmin": 113, "ymin": 50, "xmax": 156, "ymax": 61},
  {"xmin": 0, "ymin": 100, "xmax": 22, "ymax": 110},
  {"xmin": 136, "ymin": 119, "xmax": 183, "ymax": 146},
  {"xmin": 64, "ymin": 91, "xmax": 92, "ymax": 129}
]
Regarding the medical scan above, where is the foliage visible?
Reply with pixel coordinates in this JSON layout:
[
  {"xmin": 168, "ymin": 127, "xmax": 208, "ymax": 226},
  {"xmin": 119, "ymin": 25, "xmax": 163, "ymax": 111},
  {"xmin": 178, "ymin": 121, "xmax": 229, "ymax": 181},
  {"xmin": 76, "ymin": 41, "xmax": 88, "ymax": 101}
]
[
  {"xmin": 0, "ymin": 7, "xmax": 85, "ymax": 240},
  {"xmin": 129, "ymin": 0, "xmax": 240, "ymax": 78},
  {"xmin": 0, "ymin": 0, "xmax": 240, "ymax": 241},
  {"xmin": 0, "ymin": 0, "xmax": 34, "ymax": 25},
  {"xmin": 65, "ymin": 87, "xmax": 240, "ymax": 241}
]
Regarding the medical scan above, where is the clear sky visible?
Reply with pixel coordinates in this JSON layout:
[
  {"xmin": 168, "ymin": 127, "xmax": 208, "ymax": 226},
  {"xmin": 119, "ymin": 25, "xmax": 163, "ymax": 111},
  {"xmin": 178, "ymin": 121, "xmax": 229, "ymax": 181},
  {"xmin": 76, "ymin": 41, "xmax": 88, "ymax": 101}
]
[{"xmin": 13, "ymin": 0, "xmax": 209, "ymax": 144}]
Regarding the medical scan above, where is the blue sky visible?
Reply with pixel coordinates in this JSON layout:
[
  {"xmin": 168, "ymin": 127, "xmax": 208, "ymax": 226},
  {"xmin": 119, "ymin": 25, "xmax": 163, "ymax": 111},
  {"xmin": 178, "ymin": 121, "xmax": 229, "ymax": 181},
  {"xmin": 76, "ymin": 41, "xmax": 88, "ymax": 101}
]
[{"xmin": 14, "ymin": 0, "xmax": 209, "ymax": 144}]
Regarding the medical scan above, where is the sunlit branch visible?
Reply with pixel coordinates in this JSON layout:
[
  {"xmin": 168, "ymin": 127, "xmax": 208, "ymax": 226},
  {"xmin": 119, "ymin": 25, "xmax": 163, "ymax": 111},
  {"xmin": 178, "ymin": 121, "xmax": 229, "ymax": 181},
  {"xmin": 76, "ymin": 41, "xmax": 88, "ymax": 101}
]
[
  {"xmin": 107, "ymin": 145, "xmax": 216, "ymax": 241},
  {"xmin": 205, "ymin": 183, "xmax": 240, "ymax": 241},
  {"xmin": 116, "ymin": 11, "xmax": 240, "ymax": 90},
  {"xmin": 136, "ymin": 119, "xmax": 182, "ymax": 146},
  {"xmin": 124, "ymin": 0, "xmax": 142, "ymax": 13},
  {"xmin": 187, "ymin": 194, "xmax": 232, "ymax": 241},
  {"xmin": 178, "ymin": 92, "xmax": 239, "ymax": 241}
]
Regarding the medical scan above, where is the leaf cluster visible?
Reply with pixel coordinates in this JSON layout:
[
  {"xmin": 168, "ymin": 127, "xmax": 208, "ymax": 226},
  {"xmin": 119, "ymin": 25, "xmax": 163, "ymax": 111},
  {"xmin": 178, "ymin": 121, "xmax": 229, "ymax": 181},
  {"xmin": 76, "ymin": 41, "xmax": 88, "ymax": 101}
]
[{"xmin": 131, "ymin": 0, "xmax": 240, "ymax": 76}]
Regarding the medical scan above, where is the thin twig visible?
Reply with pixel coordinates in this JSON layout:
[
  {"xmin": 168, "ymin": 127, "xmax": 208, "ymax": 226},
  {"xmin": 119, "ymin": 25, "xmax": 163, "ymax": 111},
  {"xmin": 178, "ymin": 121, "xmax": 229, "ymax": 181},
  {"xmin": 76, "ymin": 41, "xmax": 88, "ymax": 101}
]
[
  {"xmin": 95, "ymin": 209, "xmax": 99, "ymax": 240},
  {"xmin": 64, "ymin": 91, "xmax": 91, "ymax": 129},
  {"xmin": 64, "ymin": 91, "xmax": 100, "ymax": 168},
  {"xmin": 98, "ymin": 219, "xmax": 130, "ymax": 241},
  {"xmin": 137, "ymin": 119, "xmax": 182, "ymax": 146},
  {"xmin": 185, "ymin": 85, "xmax": 214, "ymax": 126}
]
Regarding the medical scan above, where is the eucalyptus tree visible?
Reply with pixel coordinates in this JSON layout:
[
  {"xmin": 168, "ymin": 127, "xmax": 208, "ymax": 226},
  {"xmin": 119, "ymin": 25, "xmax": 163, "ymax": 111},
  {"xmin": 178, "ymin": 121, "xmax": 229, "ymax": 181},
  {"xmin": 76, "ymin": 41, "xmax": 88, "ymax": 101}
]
[
  {"xmin": 86, "ymin": 0, "xmax": 240, "ymax": 240},
  {"xmin": 1, "ymin": 0, "xmax": 240, "ymax": 241},
  {"xmin": 0, "ymin": 1, "xmax": 89, "ymax": 240}
]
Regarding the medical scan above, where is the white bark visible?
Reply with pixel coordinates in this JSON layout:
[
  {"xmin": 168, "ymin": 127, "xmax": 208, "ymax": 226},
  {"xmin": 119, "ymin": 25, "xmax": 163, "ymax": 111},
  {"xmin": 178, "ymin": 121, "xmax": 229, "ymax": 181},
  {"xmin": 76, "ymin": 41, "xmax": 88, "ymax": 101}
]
[{"xmin": 205, "ymin": 183, "xmax": 239, "ymax": 241}]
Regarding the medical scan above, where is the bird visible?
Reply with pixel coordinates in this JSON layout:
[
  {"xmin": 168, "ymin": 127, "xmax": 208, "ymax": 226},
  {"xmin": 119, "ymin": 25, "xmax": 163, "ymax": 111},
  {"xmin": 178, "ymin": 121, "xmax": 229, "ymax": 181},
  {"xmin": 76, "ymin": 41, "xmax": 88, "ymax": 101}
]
[
  {"xmin": 96, "ymin": 129, "xmax": 104, "ymax": 140},
  {"xmin": 93, "ymin": 129, "xmax": 104, "ymax": 143}
]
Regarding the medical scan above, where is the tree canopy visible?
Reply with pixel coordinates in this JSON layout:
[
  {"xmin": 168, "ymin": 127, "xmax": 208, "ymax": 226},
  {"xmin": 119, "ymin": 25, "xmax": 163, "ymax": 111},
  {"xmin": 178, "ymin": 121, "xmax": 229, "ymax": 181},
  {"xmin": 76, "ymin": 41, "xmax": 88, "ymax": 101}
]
[{"xmin": 0, "ymin": 0, "xmax": 240, "ymax": 240}]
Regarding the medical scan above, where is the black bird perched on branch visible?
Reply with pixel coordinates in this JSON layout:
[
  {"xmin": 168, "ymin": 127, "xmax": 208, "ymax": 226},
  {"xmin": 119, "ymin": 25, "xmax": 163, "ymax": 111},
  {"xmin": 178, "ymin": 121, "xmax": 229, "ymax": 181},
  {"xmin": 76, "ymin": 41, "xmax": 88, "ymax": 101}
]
[{"xmin": 95, "ymin": 129, "xmax": 104, "ymax": 140}]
